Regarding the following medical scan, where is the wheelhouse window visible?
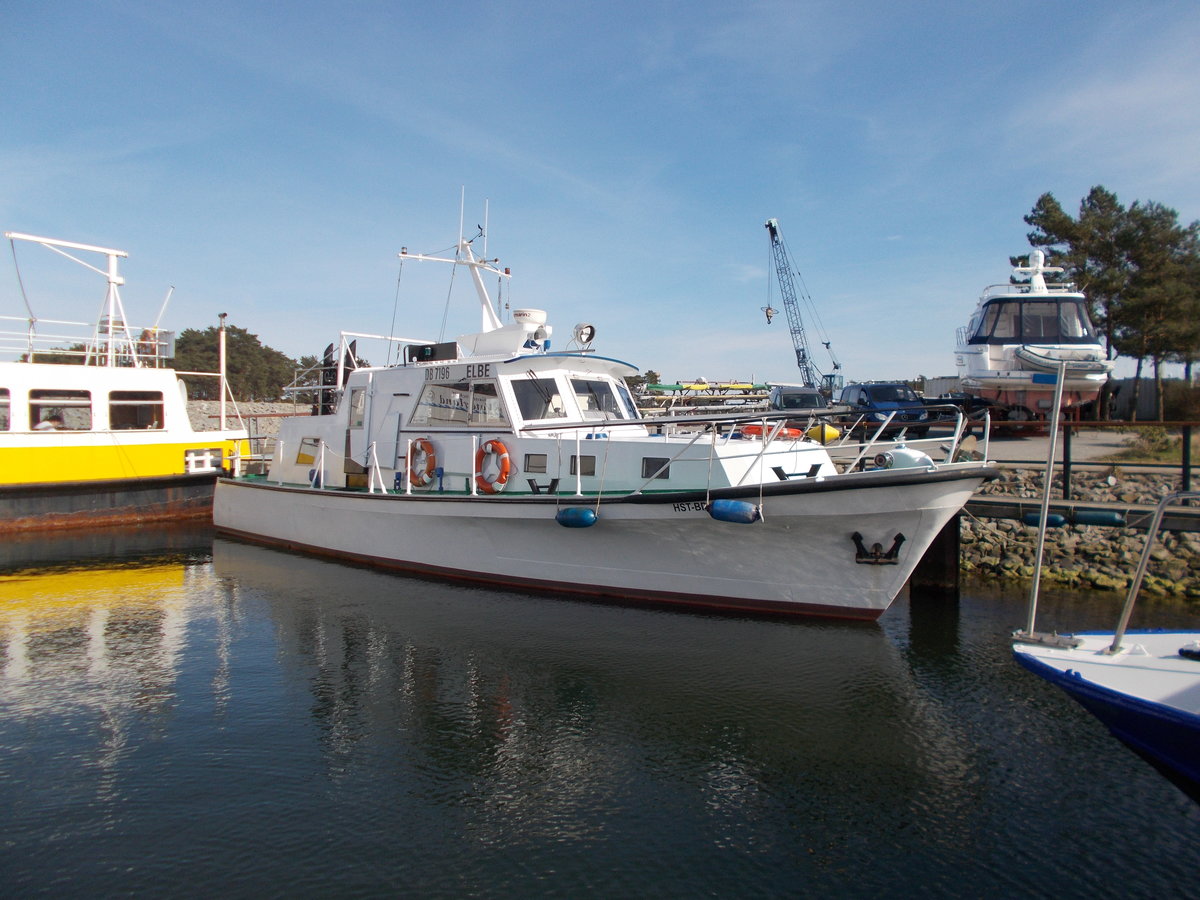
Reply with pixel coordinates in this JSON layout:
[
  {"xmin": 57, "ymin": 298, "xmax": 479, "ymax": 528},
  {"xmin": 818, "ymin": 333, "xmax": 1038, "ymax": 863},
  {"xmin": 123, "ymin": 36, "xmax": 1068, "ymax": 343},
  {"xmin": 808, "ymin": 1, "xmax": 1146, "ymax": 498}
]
[
  {"xmin": 570, "ymin": 455, "xmax": 596, "ymax": 476},
  {"xmin": 0, "ymin": 388, "xmax": 8, "ymax": 431},
  {"xmin": 969, "ymin": 299, "xmax": 1098, "ymax": 345},
  {"xmin": 410, "ymin": 378, "xmax": 509, "ymax": 428},
  {"xmin": 348, "ymin": 388, "xmax": 367, "ymax": 428},
  {"xmin": 109, "ymin": 390, "xmax": 164, "ymax": 430},
  {"xmin": 511, "ymin": 377, "xmax": 566, "ymax": 421},
  {"xmin": 571, "ymin": 378, "xmax": 635, "ymax": 420},
  {"xmin": 295, "ymin": 437, "xmax": 321, "ymax": 465},
  {"xmin": 30, "ymin": 389, "xmax": 91, "ymax": 430}
]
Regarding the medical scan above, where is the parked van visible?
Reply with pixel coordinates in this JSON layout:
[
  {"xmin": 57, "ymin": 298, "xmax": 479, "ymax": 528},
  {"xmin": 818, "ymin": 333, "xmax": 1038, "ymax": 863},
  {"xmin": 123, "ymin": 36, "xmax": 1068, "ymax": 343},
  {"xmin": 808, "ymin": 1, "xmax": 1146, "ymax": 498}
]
[{"xmin": 838, "ymin": 382, "xmax": 929, "ymax": 437}]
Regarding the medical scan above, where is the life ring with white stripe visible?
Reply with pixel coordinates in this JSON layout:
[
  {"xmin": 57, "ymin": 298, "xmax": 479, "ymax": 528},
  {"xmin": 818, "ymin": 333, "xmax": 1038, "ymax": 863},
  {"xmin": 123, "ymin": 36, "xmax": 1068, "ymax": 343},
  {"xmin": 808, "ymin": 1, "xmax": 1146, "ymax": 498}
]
[
  {"xmin": 475, "ymin": 439, "xmax": 512, "ymax": 493},
  {"xmin": 741, "ymin": 424, "xmax": 802, "ymax": 440},
  {"xmin": 408, "ymin": 437, "xmax": 438, "ymax": 487}
]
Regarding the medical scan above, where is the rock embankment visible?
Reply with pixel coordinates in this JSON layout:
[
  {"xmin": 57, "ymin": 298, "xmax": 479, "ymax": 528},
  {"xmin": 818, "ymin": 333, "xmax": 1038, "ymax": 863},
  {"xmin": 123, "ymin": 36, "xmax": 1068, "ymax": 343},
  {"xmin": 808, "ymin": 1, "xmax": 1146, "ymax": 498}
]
[
  {"xmin": 965, "ymin": 468, "xmax": 1200, "ymax": 599},
  {"xmin": 187, "ymin": 401, "xmax": 300, "ymax": 437}
]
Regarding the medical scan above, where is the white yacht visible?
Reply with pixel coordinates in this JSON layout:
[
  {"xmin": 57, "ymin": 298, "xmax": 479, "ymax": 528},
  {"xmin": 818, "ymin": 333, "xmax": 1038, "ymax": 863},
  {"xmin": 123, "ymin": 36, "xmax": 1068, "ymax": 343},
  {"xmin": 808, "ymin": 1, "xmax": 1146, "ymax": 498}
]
[
  {"xmin": 214, "ymin": 228, "xmax": 995, "ymax": 620},
  {"xmin": 955, "ymin": 250, "xmax": 1112, "ymax": 422}
]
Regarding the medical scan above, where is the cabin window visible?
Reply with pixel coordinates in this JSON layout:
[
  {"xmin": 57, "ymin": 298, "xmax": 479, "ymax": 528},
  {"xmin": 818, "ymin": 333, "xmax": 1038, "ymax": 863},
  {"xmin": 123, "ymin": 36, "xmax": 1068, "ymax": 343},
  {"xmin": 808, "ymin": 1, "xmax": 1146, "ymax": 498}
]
[
  {"xmin": 970, "ymin": 299, "xmax": 1098, "ymax": 345},
  {"xmin": 348, "ymin": 388, "xmax": 367, "ymax": 428},
  {"xmin": 467, "ymin": 381, "xmax": 508, "ymax": 427},
  {"xmin": 570, "ymin": 455, "xmax": 596, "ymax": 476},
  {"xmin": 571, "ymin": 378, "xmax": 632, "ymax": 420},
  {"xmin": 412, "ymin": 379, "xmax": 469, "ymax": 426},
  {"xmin": 511, "ymin": 377, "xmax": 566, "ymax": 421},
  {"xmin": 29, "ymin": 389, "xmax": 91, "ymax": 430},
  {"xmin": 410, "ymin": 378, "xmax": 508, "ymax": 428},
  {"xmin": 295, "ymin": 437, "xmax": 321, "ymax": 465},
  {"xmin": 642, "ymin": 457, "xmax": 670, "ymax": 479},
  {"xmin": 109, "ymin": 391, "xmax": 164, "ymax": 430},
  {"xmin": 525, "ymin": 453, "xmax": 548, "ymax": 474},
  {"xmin": 0, "ymin": 389, "xmax": 8, "ymax": 431},
  {"xmin": 614, "ymin": 382, "xmax": 640, "ymax": 419}
]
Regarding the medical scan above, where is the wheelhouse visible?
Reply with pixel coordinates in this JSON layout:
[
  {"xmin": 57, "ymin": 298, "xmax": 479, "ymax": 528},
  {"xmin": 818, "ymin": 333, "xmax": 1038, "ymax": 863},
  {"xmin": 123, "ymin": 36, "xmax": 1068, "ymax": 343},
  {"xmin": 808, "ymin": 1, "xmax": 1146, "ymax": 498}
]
[{"xmin": 967, "ymin": 296, "xmax": 1099, "ymax": 345}]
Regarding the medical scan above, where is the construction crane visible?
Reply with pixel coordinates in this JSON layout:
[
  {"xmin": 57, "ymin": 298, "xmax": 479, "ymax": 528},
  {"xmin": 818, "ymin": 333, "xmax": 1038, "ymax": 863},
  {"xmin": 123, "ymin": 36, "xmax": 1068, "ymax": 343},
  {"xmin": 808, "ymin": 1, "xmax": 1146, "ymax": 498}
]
[{"xmin": 764, "ymin": 218, "xmax": 841, "ymax": 392}]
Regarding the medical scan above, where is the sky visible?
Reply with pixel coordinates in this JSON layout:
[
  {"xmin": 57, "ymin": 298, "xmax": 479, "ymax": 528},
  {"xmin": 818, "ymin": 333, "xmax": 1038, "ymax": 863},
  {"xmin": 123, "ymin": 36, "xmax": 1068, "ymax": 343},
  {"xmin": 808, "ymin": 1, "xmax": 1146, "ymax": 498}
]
[{"xmin": 3, "ymin": 0, "xmax": 1199, "ymax": 386}]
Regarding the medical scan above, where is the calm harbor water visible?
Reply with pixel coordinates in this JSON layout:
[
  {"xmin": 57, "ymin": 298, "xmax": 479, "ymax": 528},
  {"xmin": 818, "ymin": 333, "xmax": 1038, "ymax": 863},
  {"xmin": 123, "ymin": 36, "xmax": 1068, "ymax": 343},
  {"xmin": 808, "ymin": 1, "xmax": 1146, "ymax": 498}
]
[{"xmin": 2, "ymin": 526, "xmax": 1198, "ymax": 898}]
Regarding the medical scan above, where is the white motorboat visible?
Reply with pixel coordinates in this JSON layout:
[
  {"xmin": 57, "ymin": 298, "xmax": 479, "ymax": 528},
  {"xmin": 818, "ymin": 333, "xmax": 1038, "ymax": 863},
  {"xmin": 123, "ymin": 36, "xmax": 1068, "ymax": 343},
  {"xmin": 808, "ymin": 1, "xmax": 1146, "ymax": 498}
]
[
  {"xmin": 1, "ymin": 233, "xmax": 250, "ymax": 533},
  {"xmin": 955, "ymin": 250, "xmax": 1112, "ymax": 422},
  {"xmin": 214, "ymin": 228, "xmax": 996, "ymax": 620},
  {"xmin": 1015, "ymin": 480, "xmax": 1200, "ymax": 802}
]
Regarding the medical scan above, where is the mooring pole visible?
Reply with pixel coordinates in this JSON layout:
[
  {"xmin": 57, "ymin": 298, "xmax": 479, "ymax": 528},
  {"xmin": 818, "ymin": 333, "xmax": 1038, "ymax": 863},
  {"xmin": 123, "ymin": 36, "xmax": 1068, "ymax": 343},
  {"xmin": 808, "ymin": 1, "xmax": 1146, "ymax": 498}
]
[{"xmin": 909, "ymin": 513, "xmax": 961, "ymax": 598}]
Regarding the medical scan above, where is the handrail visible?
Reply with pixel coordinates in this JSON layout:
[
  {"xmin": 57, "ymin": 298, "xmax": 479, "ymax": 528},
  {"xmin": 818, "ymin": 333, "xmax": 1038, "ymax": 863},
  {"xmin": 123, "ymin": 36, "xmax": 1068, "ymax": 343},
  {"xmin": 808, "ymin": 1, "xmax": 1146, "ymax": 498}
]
[{"xmin": 1107, "ymin": 490, "xmax": 1200, "ymax": 654}]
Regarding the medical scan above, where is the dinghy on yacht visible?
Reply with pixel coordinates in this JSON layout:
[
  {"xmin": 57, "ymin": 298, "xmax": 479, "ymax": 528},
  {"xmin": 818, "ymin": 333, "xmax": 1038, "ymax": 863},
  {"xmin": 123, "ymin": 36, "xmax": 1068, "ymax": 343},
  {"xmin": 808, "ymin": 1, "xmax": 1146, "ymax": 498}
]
[{"xmin": 214, "ymin": 228, "xmax": 996, "ymax": 620}]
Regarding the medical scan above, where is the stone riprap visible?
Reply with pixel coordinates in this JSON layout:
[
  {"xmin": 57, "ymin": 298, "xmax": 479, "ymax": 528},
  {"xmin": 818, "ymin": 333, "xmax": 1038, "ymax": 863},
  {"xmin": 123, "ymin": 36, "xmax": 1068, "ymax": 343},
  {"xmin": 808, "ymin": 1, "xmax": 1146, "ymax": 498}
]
[
  {"xmin": 188, "ymin": 401, "xmax": 300, "ymax": 437},
  {"xmin": 967, "ymin": 468, "xmax": 1200, "ymax": 598}
]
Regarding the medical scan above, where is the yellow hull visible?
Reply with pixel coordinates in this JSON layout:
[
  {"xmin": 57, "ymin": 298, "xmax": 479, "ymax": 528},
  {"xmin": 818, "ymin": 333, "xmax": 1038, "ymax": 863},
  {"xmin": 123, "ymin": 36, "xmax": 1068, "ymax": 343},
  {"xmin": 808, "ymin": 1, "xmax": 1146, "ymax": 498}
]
[{"xmin": 0, "ymin": 438, "xmax": 250, "ymax": 486}]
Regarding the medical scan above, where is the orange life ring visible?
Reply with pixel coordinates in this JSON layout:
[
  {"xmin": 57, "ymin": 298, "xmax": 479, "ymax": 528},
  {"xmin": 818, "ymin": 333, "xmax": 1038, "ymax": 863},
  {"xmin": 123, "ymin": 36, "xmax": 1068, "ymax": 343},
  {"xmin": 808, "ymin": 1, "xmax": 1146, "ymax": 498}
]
[
  {"xmin": 407, "ymin": 437, "xmax": 437, "ymax": 487},
  {"xmin": 741, "ymin": 424, "xmax": 802, "ymax": 440},
  {"xmin": 475, "ymin": 439, "xmax": 512, "ymax": 493}
]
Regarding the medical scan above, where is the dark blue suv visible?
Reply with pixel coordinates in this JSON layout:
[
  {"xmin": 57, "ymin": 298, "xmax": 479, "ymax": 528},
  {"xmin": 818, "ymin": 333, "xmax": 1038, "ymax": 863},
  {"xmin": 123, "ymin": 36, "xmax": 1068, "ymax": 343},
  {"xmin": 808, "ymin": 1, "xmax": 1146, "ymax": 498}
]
[{"xmin": 837, "ymin": 382, "xmax": 929, "ymax": 437}]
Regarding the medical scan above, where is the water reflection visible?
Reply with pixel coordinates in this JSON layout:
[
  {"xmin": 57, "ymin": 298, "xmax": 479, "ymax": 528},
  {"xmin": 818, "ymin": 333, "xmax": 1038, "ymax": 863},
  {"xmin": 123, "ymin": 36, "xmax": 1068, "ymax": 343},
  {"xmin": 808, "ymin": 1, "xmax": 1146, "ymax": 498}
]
[
  {"xmin": 212, "ymin": 539, "xmax": 982, "ymax": 858},
  {"xmin": 3, "ymin": 535, "xmax": 1197, "ymax": 897}
]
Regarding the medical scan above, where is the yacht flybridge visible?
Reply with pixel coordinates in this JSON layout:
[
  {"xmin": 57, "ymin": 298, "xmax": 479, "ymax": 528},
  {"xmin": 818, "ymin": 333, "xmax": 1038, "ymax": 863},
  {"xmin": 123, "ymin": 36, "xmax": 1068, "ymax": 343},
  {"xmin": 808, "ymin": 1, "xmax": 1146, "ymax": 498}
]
[
  {"xmin": 214, "ymin": 228, "xmax": 996, "ymax": 620},
  {"xmin": 955, "ymin": 250, "xmax": 1112, "ymax": 422}
]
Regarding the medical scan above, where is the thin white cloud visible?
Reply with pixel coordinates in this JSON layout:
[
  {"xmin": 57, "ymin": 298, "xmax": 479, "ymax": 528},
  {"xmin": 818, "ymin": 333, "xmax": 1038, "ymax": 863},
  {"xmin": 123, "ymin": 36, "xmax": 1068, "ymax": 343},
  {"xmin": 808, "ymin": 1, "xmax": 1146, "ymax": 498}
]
[{"xmin": 1002, "ymin": 8, "xmax": 1200, "ymax": 211}]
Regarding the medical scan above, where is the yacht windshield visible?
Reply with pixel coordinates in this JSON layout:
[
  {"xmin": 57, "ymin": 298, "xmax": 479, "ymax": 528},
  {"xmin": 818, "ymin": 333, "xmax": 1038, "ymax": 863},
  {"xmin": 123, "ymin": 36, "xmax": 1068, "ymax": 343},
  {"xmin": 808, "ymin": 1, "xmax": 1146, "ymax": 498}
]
[
  {"xmin": 571, "ymin": 378, "xmax": 634, "ymax": 420},
  {"xmin": 511, "ymin": 377, "xmax": 567, "ymax": 421},
  {"xmin": 970, "ymin": 299, "xmax": 1098, "ymax": 344}
]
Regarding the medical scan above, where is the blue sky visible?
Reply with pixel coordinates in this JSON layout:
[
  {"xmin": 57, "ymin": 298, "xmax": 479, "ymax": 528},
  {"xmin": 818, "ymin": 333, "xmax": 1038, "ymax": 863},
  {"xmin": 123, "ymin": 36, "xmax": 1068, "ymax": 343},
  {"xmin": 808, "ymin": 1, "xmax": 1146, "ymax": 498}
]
[{"xmin": 3, "ymin": 1, "xmax": 1198, "ymax": 385}]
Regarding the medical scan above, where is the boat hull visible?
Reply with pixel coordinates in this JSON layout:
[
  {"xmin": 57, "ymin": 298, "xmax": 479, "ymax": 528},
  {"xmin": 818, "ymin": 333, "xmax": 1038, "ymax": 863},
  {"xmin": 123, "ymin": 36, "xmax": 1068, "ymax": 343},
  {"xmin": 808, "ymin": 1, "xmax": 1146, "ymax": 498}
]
[
  {"xmin": 214, "ymin": 466, "xmax": 992, "ymax": 620},
  {"xmin": 1, "ymin": 473, "xmax": 220, "ymax": 534},
  {"xmin": 1014, "ymin": 631, "xmax": 1200, "ymax": 802}
]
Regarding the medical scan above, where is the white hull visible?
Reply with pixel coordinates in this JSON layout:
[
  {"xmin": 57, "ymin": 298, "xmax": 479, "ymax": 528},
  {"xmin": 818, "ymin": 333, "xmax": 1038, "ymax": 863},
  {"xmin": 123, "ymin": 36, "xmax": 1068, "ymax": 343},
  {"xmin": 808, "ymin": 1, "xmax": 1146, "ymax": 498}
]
[
  {"xmin": 955, "ymin": 251, "xmax": 1111, "ymax": 417},
  {"xmin": 215, "ymin": 466, "xmax": 989, "ymax": 620},
  {"xmin": 1014, "ymin": 631, "xmax": 1200, "ymax": 799}
]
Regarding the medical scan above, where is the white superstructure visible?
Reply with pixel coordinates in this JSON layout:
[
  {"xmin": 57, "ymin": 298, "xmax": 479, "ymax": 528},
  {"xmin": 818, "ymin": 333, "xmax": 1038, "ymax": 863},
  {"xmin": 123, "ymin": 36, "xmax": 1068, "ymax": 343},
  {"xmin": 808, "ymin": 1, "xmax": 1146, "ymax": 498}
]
[
  {"xmin": 955, "ymin": 250, "xmax": 1112, "ymax": 422},
  {"xmin": 215, "ymin": 228, "xmax": 995, "ymax": 620}
]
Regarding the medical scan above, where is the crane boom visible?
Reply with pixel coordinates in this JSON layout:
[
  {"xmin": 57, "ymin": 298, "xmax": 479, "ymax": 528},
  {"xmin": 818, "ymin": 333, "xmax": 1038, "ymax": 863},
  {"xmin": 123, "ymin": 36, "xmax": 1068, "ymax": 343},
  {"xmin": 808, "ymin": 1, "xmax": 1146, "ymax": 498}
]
[{"xmin": 764, "ymin": 218, "xmax": 821, "ymax": 389}]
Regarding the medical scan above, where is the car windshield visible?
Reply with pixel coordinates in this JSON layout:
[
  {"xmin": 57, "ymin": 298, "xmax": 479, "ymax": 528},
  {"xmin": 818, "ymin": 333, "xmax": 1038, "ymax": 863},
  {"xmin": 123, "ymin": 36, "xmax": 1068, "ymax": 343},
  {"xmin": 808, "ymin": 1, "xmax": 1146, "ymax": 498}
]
[{"xmin": 866, "ymin": 385, "xmax": 918, "ymax": 403}]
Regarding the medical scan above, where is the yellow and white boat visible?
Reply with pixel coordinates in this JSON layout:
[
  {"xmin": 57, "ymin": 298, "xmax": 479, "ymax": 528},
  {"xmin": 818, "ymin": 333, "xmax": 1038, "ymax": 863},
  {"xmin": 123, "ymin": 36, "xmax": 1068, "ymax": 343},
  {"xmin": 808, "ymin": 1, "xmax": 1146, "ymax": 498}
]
[{"xmin": 1, "ymin": 232, "xmax": 249, "ymax": 533}]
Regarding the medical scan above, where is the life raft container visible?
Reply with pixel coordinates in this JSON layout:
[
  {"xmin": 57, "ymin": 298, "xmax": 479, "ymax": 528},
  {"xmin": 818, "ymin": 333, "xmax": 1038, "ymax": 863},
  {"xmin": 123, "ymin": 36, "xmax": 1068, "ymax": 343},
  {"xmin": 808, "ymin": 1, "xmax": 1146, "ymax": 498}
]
[
  {"xmin": 475, "ymin": 439, "xmax": 513, "ymax": 493},
  {"xmin": 407, "ymin": 437, "xmax": 438, "ymax": 487}
]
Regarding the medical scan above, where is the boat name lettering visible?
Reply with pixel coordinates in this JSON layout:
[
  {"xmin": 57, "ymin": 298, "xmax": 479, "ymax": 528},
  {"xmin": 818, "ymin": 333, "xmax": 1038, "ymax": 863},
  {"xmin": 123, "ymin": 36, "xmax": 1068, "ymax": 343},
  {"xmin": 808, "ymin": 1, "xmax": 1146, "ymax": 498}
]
[
  {"xmin": 672, "ymin": 501, "xmax": 707, "ymax": 513},
  {"xmin": 425, "ymin": 363, "xmax": 492, "ymax": 382}
]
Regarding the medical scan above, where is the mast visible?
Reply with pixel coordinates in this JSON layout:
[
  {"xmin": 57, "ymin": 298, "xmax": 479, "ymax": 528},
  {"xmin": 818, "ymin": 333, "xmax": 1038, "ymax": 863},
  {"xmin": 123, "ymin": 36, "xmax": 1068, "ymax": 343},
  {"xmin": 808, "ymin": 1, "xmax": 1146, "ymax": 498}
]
[{"xmin": 4, "ymin": 232, "xmax": 138, "ymax": 367}]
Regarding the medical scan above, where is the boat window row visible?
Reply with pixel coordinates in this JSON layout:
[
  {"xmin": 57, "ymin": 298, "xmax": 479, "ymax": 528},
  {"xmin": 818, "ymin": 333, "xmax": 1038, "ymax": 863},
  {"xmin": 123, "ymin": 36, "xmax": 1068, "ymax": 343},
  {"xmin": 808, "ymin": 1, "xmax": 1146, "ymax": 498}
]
[
  {"xmin": 0, "ymin": 388, "xmax": 164, "ymax": 431},
  {"xmin": 291, "ymin": 441, "xmax": 671, "ymax": 481},
  {"xmin": 406, "ymin": 374, "xmax": 639, "ymax": 429},
  {"xmin": 969, "ymin": 299, "xmax": 1099, "ymax": 345}
]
